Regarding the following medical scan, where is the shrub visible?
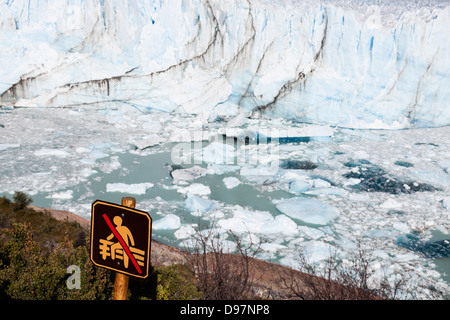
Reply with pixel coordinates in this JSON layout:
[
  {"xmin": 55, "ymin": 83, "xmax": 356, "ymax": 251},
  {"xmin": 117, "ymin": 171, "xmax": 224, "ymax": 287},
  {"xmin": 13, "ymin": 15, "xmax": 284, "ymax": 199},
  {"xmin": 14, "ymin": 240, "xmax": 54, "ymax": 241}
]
[
  {"xmin": 12, "ymin": 192, "xmax": 33, "ymax": 211},
  {"xmin": 183, "ymin": 221, "xmax": 263, "ymax": 300}
]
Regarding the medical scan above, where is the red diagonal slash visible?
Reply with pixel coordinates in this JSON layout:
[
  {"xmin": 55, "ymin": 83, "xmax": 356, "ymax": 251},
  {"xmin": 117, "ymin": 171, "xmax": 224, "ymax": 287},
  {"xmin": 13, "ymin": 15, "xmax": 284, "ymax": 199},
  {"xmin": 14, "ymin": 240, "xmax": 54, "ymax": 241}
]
[{"xmin": 102, "ymin": 213, "xmax": 142, "ymax": 274}]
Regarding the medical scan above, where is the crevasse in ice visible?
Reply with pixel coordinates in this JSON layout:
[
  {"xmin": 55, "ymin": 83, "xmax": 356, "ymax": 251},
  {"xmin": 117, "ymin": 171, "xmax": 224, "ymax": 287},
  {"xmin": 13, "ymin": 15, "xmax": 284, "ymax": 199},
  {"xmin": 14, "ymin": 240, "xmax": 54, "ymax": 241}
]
[{"xmin": 1, "ymin": 0, "xmax": 449, "ymax": 129}]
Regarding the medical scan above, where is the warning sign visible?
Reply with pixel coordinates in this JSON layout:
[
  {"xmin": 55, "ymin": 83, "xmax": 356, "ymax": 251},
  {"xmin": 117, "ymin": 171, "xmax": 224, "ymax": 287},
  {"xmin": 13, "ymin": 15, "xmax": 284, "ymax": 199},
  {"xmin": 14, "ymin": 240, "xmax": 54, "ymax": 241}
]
[{"xmin": 90, "ymin": 200, "xmax": 152, "ymax": 278}]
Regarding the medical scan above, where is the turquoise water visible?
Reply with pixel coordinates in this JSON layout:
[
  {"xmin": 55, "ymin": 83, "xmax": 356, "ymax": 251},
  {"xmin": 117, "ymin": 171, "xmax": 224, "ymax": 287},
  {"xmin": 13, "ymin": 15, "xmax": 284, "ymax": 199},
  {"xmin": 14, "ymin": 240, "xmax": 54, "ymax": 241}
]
[{"xmin": 2, "ymin": 140, "xmax": 449, "ymax": 293}]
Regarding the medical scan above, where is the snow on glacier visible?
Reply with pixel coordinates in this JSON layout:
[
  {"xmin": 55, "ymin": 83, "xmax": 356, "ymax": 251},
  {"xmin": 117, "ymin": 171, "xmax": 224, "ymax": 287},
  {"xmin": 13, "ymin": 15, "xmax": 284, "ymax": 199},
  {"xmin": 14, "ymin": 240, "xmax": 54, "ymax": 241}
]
[{"xmin": 1, "ymin": 0, "xmax": 450, "ymax": 128}]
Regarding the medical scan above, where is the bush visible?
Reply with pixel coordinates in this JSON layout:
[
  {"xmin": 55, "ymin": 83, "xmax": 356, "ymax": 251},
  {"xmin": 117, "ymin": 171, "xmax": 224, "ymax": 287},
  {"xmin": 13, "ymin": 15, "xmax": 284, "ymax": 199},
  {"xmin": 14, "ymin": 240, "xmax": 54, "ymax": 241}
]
[
  {"xmin": 0, "ymin": 222, "xmax": 114, "ymax": 300},
  {"xmin": 183, "ymin": 221, "xmax": 263, "ymax": 300},
  {"xmin": 12, "ymin": 192, "xmax": 33, "ymax": 211},
  {"xmin": 0, "ymin": 193, "xmax": 202, "ymax": 300},
  {"xmin": 155, "ymin": 265, "xmax": 201, "ymax": 300},
  {"xmin": 279, "ymin": 240, "xmax": 446, "ymax": 300}
]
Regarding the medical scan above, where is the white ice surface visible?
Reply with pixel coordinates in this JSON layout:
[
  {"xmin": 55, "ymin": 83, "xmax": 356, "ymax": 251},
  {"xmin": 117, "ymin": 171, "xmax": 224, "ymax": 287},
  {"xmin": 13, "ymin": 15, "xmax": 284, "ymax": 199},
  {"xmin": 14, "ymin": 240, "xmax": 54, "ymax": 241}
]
[
  {"xmin": 153, "ymin": 214, "xmax": 181, "ymax": 230},
  {"xmin": 106, "ymin": 182, "xmax": 154, "ymax": 195},
  {"xmin": 223, "ymin": 177, "xmax": 241, "ymax": 189},
  {"xmin": 275, "ymin": 198, "xmax": 340, "ymax": 226},
  {"xmin": 2, "ymin": 0, "xmax": 450, "ymax": 128}
]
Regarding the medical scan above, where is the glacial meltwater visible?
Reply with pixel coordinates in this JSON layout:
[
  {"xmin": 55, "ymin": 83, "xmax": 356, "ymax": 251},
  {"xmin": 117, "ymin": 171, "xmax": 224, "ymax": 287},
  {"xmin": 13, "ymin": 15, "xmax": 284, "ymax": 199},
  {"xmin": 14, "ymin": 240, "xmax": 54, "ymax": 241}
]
[{"xmin": 1, "ymin": 107, "xmax": 449, "ymax": 299}]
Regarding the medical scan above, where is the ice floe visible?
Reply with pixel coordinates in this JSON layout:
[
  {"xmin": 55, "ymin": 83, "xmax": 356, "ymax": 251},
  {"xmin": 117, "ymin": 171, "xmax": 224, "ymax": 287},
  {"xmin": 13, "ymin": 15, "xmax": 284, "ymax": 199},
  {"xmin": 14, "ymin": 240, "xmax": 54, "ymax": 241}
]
[
  {"xmin": 275, "ymin": 198, "xmax": 340, "ymax": 226},
  {"xmin": 106, "ymin": 182, "xmax": 154, "ymax": 195},
  {"xmin": 153, "ymin": 214, "xmax": 181, "ymax": 230},
  {"xmin": 223, "ymin": 177, "xmax": 241, "ymax": 189}
]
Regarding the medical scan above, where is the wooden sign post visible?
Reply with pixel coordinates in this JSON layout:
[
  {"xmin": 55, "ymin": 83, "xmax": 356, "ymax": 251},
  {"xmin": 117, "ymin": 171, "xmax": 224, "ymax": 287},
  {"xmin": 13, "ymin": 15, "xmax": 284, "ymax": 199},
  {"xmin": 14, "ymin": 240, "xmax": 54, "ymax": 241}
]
[
  {"xmin": 113, "ymin": 197, "xmax": 135, "ymax": 300},
  {"xmin": 90, "ymin": 197, "xmax": 152, "ymax": 300}
]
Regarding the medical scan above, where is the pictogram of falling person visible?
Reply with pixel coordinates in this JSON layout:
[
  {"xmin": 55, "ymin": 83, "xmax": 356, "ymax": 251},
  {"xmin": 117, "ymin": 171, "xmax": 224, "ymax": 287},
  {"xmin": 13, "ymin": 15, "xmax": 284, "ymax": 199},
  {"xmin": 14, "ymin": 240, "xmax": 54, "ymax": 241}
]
[{"xmin": 107, "ymin": 216, "xmax": 135, "ymax": 268}]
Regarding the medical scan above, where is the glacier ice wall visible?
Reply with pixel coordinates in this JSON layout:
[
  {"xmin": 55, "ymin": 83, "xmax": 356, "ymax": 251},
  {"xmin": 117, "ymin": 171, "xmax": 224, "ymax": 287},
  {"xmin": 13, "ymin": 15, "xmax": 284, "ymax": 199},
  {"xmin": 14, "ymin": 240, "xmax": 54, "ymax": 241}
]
[{"xmin": 0, "ymin": 0, "xmax": 449, "ymax": 129}]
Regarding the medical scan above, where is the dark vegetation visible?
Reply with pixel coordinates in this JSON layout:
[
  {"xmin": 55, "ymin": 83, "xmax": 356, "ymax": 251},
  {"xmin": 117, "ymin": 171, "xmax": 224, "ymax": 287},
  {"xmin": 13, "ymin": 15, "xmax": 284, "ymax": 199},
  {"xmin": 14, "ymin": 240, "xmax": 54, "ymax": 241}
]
[{"xmin": 0, "ymin": 192, "xmax": 199, "ymax": 300}]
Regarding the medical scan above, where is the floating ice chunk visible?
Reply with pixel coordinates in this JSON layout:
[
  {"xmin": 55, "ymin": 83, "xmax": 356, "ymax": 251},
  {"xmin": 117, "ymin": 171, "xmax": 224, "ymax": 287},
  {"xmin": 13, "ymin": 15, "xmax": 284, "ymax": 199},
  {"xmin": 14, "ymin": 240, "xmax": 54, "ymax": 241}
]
[
  {"xmin": 0, "ymin": 144, "xmax": 20, "ymax": 151},
  {"xmin": 106, "ymin": 182, "xmax": 154, "ymax": 195},
  {"xmin": 171, "ymin": 165, "xmax": 207, "ymax": 183},
  {"xmin": 275, "ymin": 198, "xmax": 340, "ymax": 225},
  {"xmin": 218, "ymin": 208, "xmax": 274, "ymax": 234},
  {"xmin": 312, "ymin": 179, "xmax": 331, "ymax": 188},
  {"xmin": 178, "ymin": 183, "xmax": 211, "ymax": 196},
  {"xmin": 305, "ymin": 188, "xmax": 348, "ymax": 197},
  {"xmin": 218, "ymin": 208, "xmax": 297, "ymax": 236},
  {"xmin": 335, "ymin": 236, "xmax": 357, "ymax": 250},
  {"xmin": 174, "ymin": 224, "xmax": 197, "ymax": 240},
  {"xmin": 133, "ymin": 134, "xmax": 164, "ymax": 150},
  {"xmin": 240, "ymin": 165, "xmax": 278, "ymax": 177},
  {"xmin": 298, "ymin": 226, "xmax": 325, "ymax": 240},
  {"xmin": 79, "ymin": 168, "xmax": 97, "ymax": 177},
  {"xmin": 302, "ymin": 241, "xmax": 336, "ymax": 263},
  {"xmin": 410, "ymin": 168, "xmax": 450, "ymax": 187},
  {"xmin": 344, "ymin": 178, "xmax": 361, "ymax": 186},
  {"xmin": 98, "ymin": 156, "xmax": 121, "ymax": 173},
  {"xmin": 206, "ymin": 164, "xmax": 240, "ymax": 175},
  {"xmin": 223, "ymin": 176, "xmax": 241, "ymax": 189},
  {"xmin": 201, "ymin": 142, "xmax": 235, "ymax": 164},
  {"xmin": 396, "ymin": 253, "xmax": 418, "ymax": 262},
  {"xmin": 153, "ymin": 214, "xmax": 181, "ymax": 230},
  {"xmin": 380, "ymin": 198, "xmax": 402, "ymax": 209},
  {"xmin": 88, "ymin": 150, "xmax": 108, "ymax": 160},
  {"xmin": 372, "ymin": 250, "xmax": 390, "ymax": 260},
  {"xmin": 47, "ymin": 190, "xmax": 73, "ymax": 200},
  {"xmin": 34, "ymin": 148, "xmax": 70, "ymax": 158},
  {"xmin": 367, "ymin": 229, "xmax": 398, "ymax": 239},
  {"xmin": 260, "ymin": 242, "xmax": 287, "ymax": 253},
  {"xmin": 442, "ymin": 197, "xmax": 450, "ymax": 211},
  {"xmin": 261, "ymin": 215, "xmax": 298, "ymax": 235},
  {"xmin": 392, "ymin": 222, "xmax": 410, "ymax": 234},
  {"xmin": 289, "ymin": 180, "xmax": 310, "ymax": 193},
  {"xmin": 185, "ymin": 192, "xmax": 219, "ymax": 213}
]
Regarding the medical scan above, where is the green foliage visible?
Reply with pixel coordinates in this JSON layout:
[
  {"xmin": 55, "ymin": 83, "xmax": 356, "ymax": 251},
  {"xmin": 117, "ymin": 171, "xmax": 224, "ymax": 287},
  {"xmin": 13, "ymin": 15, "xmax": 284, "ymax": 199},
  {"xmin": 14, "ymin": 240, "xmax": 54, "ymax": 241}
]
[
  {"xmin": 0, "ymin": 194, "xmax": 86, "ymax": 254},
  {"xmin": 12, "ymin": 192, "xmax": 33, "ymax": 211},
  {"xmin": 155, "ymin": 265, "xmax": 201, "ymax": 300},
  {"xmin": 0, "ymin": 222, "xmax": 114, "ymax": 300},
  {"xmin": 0, "ymin": 192, "xmax": 202, "ymax": 300}
]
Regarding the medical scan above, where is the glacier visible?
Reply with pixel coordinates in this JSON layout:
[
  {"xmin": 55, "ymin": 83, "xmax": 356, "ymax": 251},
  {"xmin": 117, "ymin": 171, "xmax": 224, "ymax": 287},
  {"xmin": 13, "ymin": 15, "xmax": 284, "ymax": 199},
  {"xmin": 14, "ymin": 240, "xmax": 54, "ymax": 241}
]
[{"xmin": 1, "ymin": 0, "xmax": 450, "ymax": 129}]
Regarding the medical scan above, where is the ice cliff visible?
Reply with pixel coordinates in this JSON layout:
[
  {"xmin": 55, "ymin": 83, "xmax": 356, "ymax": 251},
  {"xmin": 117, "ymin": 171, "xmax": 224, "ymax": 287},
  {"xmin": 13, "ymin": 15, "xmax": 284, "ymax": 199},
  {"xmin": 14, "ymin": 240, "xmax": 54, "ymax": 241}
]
[{"xmin": 1, "ymin": 0, "xmax": 449, "ymax": 129}]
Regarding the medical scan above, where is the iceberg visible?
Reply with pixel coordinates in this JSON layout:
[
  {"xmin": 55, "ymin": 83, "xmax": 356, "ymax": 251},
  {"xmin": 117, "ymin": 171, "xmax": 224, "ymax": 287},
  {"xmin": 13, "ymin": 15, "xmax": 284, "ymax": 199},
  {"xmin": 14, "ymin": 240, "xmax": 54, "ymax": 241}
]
[
  {"xmin": 177, "ymin": 183, "xmax": 211, "ymax": 196},
  {"xmin": 200, "ymin": 142, "xmax": 236, "ymax": 165},
  {"xmin": 217, "ymin": 207, "xmax": 298, "ymax": 236},
  {"xmin": 223, "ymin": 176, "xmax": 241, "ymax": 189},
  {"xmin": 275, "ymin": 198, "xmax": 340, "ymax": 225},
  {"xmin": 301, "ymin": 241, "xmax": 337, "ymax": 263},
  {"xmin": 184, "ymin": 192, "xmax": 219, "ymax": 213},
  {"xmin": 153, "ymin": 214, "xmax": 181, "ymax": 230},
  {"xmin": 1, "ymin": 0, "xmax": 449, "ymax": 129},
  {"xmin": 106, "ymin": 182, "xmax": 154, "ymax": 195},
  {"xmin": 171, "ymin": 166, "xmax": 208, "ymax": 183}
]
